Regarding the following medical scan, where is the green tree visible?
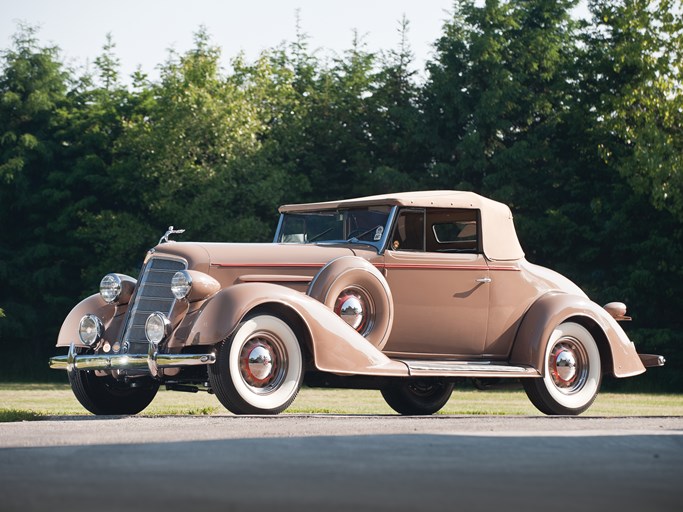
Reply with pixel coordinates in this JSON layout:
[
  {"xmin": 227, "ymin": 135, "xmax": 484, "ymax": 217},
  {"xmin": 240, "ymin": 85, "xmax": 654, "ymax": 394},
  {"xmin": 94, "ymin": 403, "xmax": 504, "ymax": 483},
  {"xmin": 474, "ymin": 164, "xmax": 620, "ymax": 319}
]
[
  {"xmin": 0, "ymin": 24, "xmax": 75, "ymax": 375},
  {"xmin": 87, "ymin": 27, "xmax": 303, "ymax": 262},
  {"xmin": 576, "ymin": 0, "xmax": 683, "ymax": 387},
  {"xmin": 422, "ymin": 0, "xmax": 580, "ymax": 199},
  {"xmin": 290, "ymin": 32, "xmax": 378, "ymax": 201},
  {"xmin": 61, "ymin": 34, "xmax": 153, "ymax": 284},
  {"xmin": 586, "ymin": 0, "xmax": 683, "ymax": 220},
  {"xmin": 358, "ymin": 16, "xmax": 426, "ymax": 194}
]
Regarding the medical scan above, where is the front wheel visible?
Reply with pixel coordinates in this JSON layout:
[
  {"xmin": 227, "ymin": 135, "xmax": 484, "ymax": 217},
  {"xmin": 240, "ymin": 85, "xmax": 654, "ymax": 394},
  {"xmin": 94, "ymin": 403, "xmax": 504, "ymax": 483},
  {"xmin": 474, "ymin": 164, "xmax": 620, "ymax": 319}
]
[
  {"xmin": 68, "ymin": 370, "xmax": 159, "ymax": 415},
  {"xmin": 208, "ymin": 314, "xmax": 304, "ymax": 415},
  {"xmin": 523, "ymin": 322, "xmax": 602, "ymax": 415},
  {"xmin": 381, "ymin": 379, "xmax": 454, "ymax": 415}
]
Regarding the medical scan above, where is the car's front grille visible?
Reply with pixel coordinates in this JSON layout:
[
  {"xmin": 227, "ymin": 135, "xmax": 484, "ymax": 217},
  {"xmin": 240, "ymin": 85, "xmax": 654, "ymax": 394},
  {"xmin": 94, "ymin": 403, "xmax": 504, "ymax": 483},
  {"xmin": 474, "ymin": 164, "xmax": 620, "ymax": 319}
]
[{"xmin": 121, "ymin": 257, "xmax": 186, "ymax": 354}]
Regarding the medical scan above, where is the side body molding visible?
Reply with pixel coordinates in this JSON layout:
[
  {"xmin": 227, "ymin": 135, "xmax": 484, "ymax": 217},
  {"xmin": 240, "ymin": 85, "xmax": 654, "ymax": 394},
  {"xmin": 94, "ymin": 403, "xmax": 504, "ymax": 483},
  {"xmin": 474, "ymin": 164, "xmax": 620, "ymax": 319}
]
[
  {"xmin": 510, "ymin": 292, "xmax": 646, "ymax": 378},
  {"xmin": 173, "ymin": 282, "xmax": 408, "ymax": 377}
]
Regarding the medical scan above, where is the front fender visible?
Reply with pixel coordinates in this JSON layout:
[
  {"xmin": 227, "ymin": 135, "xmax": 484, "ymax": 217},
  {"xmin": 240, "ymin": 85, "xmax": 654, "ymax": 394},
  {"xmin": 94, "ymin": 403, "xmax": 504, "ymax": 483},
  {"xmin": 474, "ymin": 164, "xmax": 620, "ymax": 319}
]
[
  {"xmin": 510, "ymin": 292, "xmax": 645, "ymax": 378},
  {"xmin": 171, "ymin": 282, "xmax": 408, "ymax": 377},
  {"xmin": 56, "ymin": 294, "xmax": 124, "ymax": 348}
]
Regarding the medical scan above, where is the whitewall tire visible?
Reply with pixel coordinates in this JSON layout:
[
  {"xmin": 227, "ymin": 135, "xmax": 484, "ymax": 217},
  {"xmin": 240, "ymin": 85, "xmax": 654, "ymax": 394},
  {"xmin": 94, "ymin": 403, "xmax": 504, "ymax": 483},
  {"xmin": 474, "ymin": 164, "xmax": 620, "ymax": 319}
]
[
  {"xmin": 209, "ymin": 315, "xmax": 303, "ymax": 415},
  {"xmin": 523, "ymin": 322, "xmax": 602, "ymax": 415}
]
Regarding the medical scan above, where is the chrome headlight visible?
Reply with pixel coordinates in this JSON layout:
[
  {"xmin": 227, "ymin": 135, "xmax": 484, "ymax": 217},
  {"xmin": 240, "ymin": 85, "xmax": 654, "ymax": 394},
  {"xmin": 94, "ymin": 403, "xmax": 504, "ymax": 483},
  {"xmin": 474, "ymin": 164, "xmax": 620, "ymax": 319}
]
[
  {"xmin": 145, "ymin": 312, "xmax": 171, "ymax": 345},
  {"xmin": 100, "ymin": 274, "xmax": 122, "ymax": 304},
  {"xmin": 78, "ymin": 314, "xmax": 104, "ymax": 346},
  {"xmin": 171, "ymin": 271, "xmax": 192, "ymax": 300}
]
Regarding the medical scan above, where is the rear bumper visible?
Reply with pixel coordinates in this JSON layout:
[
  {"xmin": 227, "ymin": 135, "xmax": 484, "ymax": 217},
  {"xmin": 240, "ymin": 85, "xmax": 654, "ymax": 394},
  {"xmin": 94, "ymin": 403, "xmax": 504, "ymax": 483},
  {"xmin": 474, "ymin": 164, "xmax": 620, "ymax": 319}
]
[
  {"xmin": 638, "ymin": 353, "xmax": 666, "ymax": 368},
  {"xmin": 49, "ymin": 342, "xmax": 215, "ymax": 376}
]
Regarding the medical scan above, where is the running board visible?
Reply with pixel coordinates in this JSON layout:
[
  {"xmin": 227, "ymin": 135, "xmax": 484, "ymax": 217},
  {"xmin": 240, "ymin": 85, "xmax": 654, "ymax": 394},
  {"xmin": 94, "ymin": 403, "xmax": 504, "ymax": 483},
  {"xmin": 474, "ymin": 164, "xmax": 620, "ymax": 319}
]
[{"xmin": 396, "ymin": 359, "xmax": 540, "ymax": 378}]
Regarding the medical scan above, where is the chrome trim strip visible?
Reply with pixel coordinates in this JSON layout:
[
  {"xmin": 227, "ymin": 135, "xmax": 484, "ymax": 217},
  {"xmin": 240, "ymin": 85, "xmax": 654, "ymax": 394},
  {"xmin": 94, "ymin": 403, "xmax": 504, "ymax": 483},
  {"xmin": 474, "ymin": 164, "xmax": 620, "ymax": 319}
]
[
  {"xmin": 212, "ymin": 262, "xmax": 326, "ymax": 268},
  {"xmin": 49, "ymin": 342, "xmax": 216, "ymax": 371},
  {"xmin": 237, "ymin": 274, "xmax": 313, "ymax": 283},
  {"xmin": 398, "ymin": 359, "xmax": 540, "ymax": 377}
]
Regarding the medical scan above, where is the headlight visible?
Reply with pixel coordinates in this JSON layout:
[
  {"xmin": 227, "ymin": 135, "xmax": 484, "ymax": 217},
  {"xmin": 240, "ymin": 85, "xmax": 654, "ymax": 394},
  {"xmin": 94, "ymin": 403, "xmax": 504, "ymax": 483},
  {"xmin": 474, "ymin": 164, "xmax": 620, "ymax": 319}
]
[
  {"xmin": 78, "ymin": 314, "xmax": 104, "ymax": 346},
  {"xmin": 100, "ymin": 274, "xmax": 122, "ymax": 304},
  {"xmin": 100, "ymin": 273, "xmax": 136, "ymax": 304},
  {"xmin": 145, "ymin": 312, "xmax": 171, "ymax": 345},
  {"xmin": 171, "ymin": 271, "xmax": 192, "ymax": 300}
]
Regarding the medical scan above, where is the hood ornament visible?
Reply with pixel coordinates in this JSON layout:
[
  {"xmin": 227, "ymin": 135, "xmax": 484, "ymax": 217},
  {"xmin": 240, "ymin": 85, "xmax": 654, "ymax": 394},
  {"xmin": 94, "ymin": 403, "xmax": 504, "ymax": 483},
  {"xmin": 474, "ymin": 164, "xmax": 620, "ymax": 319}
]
[{"xmin": 159, "ymin": 226, "xmax": 185, "ymax": 245}]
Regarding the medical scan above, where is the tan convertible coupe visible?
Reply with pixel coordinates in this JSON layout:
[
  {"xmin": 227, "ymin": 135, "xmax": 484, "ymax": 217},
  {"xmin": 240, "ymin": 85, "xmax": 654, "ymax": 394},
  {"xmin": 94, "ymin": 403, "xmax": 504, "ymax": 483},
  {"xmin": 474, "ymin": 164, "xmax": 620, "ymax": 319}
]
[{"xmin": 50, "ymin": 191, "xmax": 664, "ymax": 415}]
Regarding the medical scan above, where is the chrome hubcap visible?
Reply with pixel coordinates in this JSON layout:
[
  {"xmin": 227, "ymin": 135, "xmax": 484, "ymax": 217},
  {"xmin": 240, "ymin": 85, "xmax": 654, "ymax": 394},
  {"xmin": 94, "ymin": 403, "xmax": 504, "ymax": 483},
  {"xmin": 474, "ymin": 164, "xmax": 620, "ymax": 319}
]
[
  {"xmin": 337, "ymin": 294, "xmax": 364, "ymax": 330},
  {"xmin": 239, "ymin": 335, "xmax": 286, "ymax": 394},
  {"xmin": 334, "ymin": 287, "xmax": 374, "ymax": 335},
  {"xmin": 247, "ymin": 345, "xmax": 274, "ymax": 380},
  {"xmin": 549, "ymin": 337, "xmax": 588, "ymax": 394},
  {"xmin": 554, "ymin": 349, "xmax": 577, "ymax": 382}
]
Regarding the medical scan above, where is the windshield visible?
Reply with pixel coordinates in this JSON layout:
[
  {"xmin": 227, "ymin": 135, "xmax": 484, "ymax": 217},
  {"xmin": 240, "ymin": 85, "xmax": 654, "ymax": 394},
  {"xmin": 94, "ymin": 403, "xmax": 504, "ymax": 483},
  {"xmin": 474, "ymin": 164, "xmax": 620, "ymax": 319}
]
[{"xmin": 275, "ymin": 206, "xmax": 394, "ymax": 251}]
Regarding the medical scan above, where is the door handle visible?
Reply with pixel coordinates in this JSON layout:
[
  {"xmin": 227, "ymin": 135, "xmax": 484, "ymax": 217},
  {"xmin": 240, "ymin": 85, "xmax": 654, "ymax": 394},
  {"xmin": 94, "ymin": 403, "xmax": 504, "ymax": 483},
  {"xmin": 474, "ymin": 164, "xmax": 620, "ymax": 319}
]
[{"xmin": 475, "ymin": 277, "xmax": 492, "ymax": 284}]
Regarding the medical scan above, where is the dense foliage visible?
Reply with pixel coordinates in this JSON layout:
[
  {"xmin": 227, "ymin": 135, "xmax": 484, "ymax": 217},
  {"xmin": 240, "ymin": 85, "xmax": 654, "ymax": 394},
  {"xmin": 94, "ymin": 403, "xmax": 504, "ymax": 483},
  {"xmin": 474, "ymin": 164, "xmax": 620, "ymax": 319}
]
[{"xmin": 1, "ymin": 1, "xmax": 681, "ymax": 388}]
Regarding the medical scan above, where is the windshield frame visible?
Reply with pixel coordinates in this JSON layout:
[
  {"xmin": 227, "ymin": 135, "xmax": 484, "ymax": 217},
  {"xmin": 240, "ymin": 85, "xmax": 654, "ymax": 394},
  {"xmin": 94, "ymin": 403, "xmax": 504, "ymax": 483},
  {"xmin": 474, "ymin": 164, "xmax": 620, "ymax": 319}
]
[{"xmin": 273, "ymin": 206, "xmax": 398, "ymax": 253}]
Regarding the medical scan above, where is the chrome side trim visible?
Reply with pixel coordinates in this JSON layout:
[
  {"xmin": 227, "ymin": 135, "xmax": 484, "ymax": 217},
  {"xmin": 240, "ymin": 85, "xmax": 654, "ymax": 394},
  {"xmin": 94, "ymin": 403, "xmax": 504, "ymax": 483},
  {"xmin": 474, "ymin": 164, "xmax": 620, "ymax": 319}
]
[
  {"xmin": 49, "ymin": 342, "xmax": 215, "ymax": 372},
  {"xmin": 237, "ymin": 274, "xmax": 313, "ymax": 283},
  {"xmin": 398, "ymin": 359, "xmax": 540, "ymax": 378}
]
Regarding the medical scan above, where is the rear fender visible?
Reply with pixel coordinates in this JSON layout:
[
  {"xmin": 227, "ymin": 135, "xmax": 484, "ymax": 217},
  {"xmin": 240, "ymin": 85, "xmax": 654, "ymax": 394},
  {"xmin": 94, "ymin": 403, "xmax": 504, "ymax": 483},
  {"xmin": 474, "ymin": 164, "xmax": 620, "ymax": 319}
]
[
  {"xmin": 510, "ymin": 292, "xmax": 645, "ymax": 378},
  {"xmin": 172, "ymin": 282, "xmax": 408, "ymax": 376}
]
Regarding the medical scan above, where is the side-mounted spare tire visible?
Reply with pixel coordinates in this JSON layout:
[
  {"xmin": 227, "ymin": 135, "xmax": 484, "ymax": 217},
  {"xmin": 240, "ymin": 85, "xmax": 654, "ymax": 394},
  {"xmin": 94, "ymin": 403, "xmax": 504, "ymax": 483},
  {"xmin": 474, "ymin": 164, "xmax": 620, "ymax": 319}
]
[{"xmin": 308, "ymin": 256, "xmax": 394, "ymax": 350}]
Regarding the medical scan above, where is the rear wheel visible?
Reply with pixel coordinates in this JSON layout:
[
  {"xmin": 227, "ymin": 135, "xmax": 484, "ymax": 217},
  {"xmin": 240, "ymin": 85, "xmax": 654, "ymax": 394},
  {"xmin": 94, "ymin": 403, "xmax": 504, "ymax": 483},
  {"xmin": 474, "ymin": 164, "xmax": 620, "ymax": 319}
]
[
  {"xmin": 381, "ymin": 379, "xmax": 454, "ymax": 415},
  {"xmin": 523, "ymin": 322, "xmax": 601, "ymax": 415},
  {"xmin": 209, "ymin": 314, "xmax": 304, "ymax": 415},
  {"xmin": 68, "ymin": 370, "xmax": 159, "ymax": 415}
]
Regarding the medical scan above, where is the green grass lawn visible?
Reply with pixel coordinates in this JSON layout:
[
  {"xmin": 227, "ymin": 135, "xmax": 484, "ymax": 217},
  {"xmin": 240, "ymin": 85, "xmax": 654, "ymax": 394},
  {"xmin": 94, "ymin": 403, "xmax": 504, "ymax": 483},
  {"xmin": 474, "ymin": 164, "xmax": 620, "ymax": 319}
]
[{"xmin": 1, "ymin": 382, "xmax": 682, "ymax": 420}]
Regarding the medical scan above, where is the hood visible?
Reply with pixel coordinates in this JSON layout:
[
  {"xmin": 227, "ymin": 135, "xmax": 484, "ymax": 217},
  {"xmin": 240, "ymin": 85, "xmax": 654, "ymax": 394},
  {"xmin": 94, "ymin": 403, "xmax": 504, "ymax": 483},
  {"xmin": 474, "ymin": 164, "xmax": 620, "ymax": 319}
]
[
  {"xmin": 149, "ymin": 242, "xmax": 358, "ymax": 288},
  {"xmin": 154, "ymin": 242, "xmax": 356, "ymax": 267}
]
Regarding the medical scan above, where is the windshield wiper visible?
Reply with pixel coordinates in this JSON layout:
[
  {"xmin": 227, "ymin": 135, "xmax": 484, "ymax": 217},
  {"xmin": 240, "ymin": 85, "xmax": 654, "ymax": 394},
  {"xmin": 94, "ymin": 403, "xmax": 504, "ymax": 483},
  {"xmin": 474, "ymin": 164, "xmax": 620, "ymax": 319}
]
[
  {"xmin": 308, "ymin": 227, "xmax": 334, "ymax": 243},
  {"xmin": 346, "ymin": 225, "xmax": 382, "ymax": 242}
]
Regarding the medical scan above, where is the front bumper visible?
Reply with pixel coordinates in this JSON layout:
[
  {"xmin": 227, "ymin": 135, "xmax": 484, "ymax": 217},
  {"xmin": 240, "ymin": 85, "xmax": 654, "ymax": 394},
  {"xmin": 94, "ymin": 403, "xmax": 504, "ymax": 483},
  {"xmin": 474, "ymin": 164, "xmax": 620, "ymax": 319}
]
[{"xmin": 49, "ymin": 342, "xmax": 216, "ymax": 376}]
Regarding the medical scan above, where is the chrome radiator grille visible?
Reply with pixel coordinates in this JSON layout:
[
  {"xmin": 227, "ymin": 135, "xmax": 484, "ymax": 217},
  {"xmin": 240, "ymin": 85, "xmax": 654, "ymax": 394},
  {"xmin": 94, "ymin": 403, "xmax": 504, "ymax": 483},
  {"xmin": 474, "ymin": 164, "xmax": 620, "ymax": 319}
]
[{"xmin": 121, "ymin": 257, "xmax": 186, "ymax": 354}]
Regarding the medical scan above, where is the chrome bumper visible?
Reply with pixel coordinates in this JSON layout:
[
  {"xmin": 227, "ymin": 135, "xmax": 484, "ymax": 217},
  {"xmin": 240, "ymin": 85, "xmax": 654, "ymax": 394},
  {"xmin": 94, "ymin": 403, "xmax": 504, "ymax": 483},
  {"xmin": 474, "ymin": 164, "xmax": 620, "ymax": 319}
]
[
  {"xmin": 49, "ymin": 342, "xmax": 215, "ymax": 376},
  {"xmin": 638, "ymin": 353, "xmax": 666, "ymax": 368}
]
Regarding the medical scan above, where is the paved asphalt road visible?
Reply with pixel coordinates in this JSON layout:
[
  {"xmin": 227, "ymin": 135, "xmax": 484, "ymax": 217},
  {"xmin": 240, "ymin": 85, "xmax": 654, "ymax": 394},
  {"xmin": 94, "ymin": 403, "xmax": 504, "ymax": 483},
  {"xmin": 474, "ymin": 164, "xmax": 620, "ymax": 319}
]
[{"xmin": 1, "ymin": 415, "xmax": 682, "ymax": 512}]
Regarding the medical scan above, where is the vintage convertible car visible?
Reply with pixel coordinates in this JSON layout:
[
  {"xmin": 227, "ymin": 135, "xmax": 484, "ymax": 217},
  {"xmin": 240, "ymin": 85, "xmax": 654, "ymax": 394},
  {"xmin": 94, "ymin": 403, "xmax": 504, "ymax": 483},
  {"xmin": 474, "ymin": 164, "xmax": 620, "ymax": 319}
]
[{"xmin": 50, "ymin": 190, "xmax": 664, "ymax": 416}]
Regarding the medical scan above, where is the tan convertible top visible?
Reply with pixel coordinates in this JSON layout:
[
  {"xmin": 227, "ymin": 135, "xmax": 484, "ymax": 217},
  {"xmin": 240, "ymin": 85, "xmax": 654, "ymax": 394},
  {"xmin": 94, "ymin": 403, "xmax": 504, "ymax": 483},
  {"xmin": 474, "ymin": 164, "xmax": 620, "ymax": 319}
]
[{"xmin": 279, "ymin": 190, "xmax": 525, "ymax": 261}]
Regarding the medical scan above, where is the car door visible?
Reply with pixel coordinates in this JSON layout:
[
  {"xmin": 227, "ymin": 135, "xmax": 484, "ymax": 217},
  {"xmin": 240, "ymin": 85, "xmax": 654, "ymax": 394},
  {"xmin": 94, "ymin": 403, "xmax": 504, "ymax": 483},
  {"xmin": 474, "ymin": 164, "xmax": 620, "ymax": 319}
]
[{"xmin": 381, "ymin": 208, "xmax": 490, "ymax": 358}]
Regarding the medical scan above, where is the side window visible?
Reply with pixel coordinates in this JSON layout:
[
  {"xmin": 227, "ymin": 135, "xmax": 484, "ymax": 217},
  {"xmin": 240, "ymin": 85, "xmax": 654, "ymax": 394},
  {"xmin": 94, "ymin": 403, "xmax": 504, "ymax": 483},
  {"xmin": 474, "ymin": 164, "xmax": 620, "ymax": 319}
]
[
  {"xmin": 426, "ymin": 209, "xmax": 479, "ymax": 253},
  {"xmin": 390, "ymin": 209, "xmax": 425, "ymax": 251}
]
